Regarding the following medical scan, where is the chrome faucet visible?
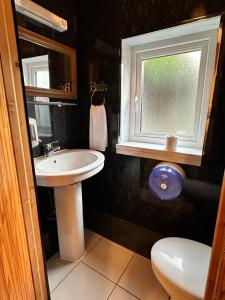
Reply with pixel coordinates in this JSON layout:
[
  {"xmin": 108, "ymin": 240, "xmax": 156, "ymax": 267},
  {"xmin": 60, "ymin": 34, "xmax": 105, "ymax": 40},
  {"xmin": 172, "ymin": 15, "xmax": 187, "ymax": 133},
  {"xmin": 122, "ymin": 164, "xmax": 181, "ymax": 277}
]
[{"xmin": 44, "ymin": 141, "xmax": 61, "ymax": 157}]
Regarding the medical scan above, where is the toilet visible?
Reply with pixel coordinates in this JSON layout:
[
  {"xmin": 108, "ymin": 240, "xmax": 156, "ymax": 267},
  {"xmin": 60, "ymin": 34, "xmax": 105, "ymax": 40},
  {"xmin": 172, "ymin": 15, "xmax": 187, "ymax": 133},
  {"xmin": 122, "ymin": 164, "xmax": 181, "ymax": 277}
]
[{"xmin": 151, "ymin": 237, "xmax": 211, "ymax": 300}]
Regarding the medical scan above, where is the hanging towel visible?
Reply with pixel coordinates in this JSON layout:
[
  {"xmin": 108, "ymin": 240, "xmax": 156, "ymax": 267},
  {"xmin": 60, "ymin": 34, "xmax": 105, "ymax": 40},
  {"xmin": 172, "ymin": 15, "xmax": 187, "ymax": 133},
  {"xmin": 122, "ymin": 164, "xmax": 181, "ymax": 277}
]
[{"xmin": 89, "ymin": 104, "xmax": 108, "ymax": 151}]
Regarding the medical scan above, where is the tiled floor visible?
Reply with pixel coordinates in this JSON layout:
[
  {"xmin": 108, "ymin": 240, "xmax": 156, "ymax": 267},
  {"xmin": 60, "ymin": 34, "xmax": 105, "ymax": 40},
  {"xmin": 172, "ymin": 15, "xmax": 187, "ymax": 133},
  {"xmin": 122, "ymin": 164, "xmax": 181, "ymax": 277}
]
[{"xmin": 47, "ymin": 229, "xmax": 169, "ymax": 300}]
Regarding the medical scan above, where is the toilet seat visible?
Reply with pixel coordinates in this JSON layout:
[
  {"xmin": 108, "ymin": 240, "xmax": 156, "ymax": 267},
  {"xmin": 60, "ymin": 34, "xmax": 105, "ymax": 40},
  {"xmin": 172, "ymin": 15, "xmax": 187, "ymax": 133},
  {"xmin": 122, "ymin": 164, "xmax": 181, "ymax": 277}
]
[{"xmin": 151, "ymin": 237, "xmax": 211, "ymax": 300}]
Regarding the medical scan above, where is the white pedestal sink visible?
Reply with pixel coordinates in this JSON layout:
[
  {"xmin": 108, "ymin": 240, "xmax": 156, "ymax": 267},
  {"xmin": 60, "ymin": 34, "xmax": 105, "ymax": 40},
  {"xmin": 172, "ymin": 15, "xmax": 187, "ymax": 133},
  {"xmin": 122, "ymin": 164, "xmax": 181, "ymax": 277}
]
[{"xmin": 34, "ymin": 149, "xmax": 105, "ymax": 262}]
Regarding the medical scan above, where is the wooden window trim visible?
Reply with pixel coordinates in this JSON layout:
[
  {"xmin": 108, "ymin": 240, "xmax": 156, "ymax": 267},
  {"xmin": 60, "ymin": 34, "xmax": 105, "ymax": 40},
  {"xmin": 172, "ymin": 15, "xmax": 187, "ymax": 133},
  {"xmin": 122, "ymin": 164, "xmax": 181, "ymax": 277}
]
[{"xmin": 18, "ymin": 26, "xmax": 77, "ymax": 100}]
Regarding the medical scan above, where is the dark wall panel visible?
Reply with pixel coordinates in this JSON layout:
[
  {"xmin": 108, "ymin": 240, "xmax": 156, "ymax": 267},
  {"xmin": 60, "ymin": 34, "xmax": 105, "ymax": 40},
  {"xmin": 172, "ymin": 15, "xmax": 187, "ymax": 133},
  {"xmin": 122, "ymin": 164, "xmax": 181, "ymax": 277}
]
[
  {"xmin": 16, "ymin": 0, "xmax": 225, "ymax": 259},
  {"xmin": 75, "ymin": 0, "xmax": 225, "ymax": 256}
]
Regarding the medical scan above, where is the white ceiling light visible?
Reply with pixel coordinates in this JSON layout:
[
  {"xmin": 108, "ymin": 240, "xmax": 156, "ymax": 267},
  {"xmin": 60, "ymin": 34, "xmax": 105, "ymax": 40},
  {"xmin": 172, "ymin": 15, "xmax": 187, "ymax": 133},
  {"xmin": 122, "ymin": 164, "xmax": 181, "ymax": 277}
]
[{"xmin": 14, "ymin": 0, "xmax": 68, "ymax": 32}]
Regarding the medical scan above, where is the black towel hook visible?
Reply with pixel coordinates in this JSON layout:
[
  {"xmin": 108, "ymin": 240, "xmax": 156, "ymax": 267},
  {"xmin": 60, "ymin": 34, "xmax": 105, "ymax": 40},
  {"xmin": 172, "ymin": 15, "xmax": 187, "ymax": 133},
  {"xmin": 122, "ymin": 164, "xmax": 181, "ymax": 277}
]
[
  {"xmin": 90, "ymin": 90, "xmax": 106, "ymax": 105},
  {"xmin": 90, "ymin": 89, "xmax": 96, "ymax": 105}
]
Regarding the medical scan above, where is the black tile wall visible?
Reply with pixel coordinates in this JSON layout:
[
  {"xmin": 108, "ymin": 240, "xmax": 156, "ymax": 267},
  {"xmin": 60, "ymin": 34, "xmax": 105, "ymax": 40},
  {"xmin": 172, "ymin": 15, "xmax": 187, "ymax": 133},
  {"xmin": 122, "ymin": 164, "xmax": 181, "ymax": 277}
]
[
  {"xmin": 75, "ymin": 0, "xmax": 225, "ymax": 255},
  {"xmin": 16, "ymin": 0, "xmax": 225, "ymax": 259}
]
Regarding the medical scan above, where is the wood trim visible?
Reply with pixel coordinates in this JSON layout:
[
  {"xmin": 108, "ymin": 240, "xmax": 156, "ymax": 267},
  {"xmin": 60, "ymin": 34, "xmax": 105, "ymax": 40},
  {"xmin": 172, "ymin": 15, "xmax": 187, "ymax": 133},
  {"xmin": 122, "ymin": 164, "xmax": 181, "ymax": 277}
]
[
  {"xmin": 18, "ymin": 26, "xmax": 77, "ymax": 99},
  {"xmin": 25, "ymin": 86, "xmax": 76, "ymax": 99},
  {"xmin": 0, "ymin": 46, "xmax": 36, "ymax": 300},
  {"xmin": 202, "ymin": 25, "xmax": 223, "ymax": 152},
  {"xmin": 205, "ymin": 172, "xmax": 225, "ymax": 300},
  {"xmin": 0, "ymin": 2, "xmax": 224, "ymax": 299},
  {"xmin": 204, "ymin": 17, "xmax": 225, "ymax": 300},
  {"xmin": 0, "ymin": 1, "xmax": 48, "ymax": 299},
  {"xmin": 19, "ymin": 26, "xmax": 75, "ymax": 55}
]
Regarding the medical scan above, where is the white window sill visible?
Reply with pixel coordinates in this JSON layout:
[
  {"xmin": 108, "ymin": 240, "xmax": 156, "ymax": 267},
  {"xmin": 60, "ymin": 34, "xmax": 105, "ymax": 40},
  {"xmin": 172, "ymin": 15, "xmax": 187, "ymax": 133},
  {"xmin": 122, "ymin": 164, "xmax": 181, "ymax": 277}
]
[{"xmin": 116, "ymin": 142, "xmax": 202, "ymax": 166}]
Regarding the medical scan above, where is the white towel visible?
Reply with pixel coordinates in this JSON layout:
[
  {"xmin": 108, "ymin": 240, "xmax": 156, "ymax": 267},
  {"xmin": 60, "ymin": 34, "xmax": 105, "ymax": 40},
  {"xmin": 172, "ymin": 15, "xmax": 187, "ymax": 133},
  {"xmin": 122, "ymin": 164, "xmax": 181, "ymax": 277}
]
[{"xmin": 89, "ymin": 104, "xmax": 108, "ymax": 151}]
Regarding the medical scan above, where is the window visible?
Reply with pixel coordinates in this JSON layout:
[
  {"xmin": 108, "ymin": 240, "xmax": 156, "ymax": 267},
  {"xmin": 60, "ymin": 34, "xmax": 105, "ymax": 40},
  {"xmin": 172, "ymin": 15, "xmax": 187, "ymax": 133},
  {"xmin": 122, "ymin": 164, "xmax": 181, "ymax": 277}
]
[
  {"xmin": 117, "ymin": 16, "xmax": 221, "ymax": 165},
  {"xmin": 22, "ymin": 54, "xmax": 50, "ymax": 88},
  {"xmin": 22, "ymin": 55, "xmax": 52, "ymax": 138}
]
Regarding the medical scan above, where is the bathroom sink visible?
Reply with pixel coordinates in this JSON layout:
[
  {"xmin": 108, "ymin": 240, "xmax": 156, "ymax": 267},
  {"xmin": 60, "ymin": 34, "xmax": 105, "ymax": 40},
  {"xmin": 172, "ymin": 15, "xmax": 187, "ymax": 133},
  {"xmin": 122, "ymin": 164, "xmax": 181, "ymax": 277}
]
[
  {"xmin": 34, "ymin": 149, "xmax": 105, "ymax": 262},
  {"xmin": 34, "ymin": 149, "xmax": 105, "ymax": 261},
  {"xmin": 34, "ymin": 149, "xmax": 105, "ymax": 187}
]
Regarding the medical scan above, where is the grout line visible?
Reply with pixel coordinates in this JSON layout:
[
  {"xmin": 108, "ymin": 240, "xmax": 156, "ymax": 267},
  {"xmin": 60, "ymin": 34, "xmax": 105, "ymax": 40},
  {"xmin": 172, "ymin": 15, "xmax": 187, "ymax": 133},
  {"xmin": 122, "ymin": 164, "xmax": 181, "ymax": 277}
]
[
  {"xmin": 107, "ymin": 252, "xmax": 136, "ymax": 299},
  {"xmin": 82, "ymin": 241, "xmax": 135, "ymax": 286},
  {"xmin": 49, "ymin": 260, "xmax": 82, "ymax": 294},
  {"xmin": 84, "ymin": 235, "xmax": 103, "ymax": 256},
  {"xmin": 107, "ymin": 284, "xmax": 117, "ymax": 299},
  {"xmin": 49, "ymin": 231, "xmax": 103, "ymax": 294},
  {"xmin": 116, "ymin": 252, "xmax": 135, "ymax": 284},
  {"xmin": 107, "ymin": 284, "xmax": 141, "ymax": 300},
  {"xmin": 49, "ymin": 233, "xmax": 166, "ymax": 300},
  {"xmin": 115, "ymin": 253, "xmax": 144, "ymax": 300},
  {"xmin": 116, "ymin": 286, "xmax": 141, "ymax": 300},
  {"xmin": 82, "ymin": 261, "xmax": 117, "ymax": 285},
  {"xmin": 114, "ymin": 284, "xmax": 141, "ymax": 300}
]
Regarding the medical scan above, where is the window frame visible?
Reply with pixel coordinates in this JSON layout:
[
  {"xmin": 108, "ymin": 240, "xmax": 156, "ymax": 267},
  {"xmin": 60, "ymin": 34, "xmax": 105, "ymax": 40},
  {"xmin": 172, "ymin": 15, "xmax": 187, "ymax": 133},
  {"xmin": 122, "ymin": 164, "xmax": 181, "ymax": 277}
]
[
  {"xmin": 116, "ymin": 15, "xmax": 222, "ymax": 165},
  {"xmin": 22, "ymin": 54, "xmax": 49, "ymax": 88},
  {"xmin": 129, "ymin": 30, "xmax": 217, "ymax": 150}
]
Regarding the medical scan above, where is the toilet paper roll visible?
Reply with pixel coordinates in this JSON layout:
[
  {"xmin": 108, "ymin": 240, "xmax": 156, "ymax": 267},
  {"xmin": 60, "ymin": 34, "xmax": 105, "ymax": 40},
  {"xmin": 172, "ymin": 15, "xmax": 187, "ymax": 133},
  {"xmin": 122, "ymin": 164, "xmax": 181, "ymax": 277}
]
[{"xmin": 165, "ymin": 135, "xmax": 177, "ymax": 151}]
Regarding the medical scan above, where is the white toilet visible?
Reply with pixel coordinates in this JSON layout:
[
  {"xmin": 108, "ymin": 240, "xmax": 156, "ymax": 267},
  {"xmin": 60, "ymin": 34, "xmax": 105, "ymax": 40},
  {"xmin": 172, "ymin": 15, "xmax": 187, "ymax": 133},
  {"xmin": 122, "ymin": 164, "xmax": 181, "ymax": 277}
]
[{"xmin": 151, "ymin": 237, "xmax": 211, "ymax": 300}]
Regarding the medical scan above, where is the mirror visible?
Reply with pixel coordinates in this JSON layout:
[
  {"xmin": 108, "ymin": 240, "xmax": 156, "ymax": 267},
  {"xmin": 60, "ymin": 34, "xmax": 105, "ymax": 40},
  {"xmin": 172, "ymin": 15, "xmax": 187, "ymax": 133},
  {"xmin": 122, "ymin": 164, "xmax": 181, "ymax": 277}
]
[{"xmin": 18, "ymin": 26, "xmax": 77, "ymax": 99}]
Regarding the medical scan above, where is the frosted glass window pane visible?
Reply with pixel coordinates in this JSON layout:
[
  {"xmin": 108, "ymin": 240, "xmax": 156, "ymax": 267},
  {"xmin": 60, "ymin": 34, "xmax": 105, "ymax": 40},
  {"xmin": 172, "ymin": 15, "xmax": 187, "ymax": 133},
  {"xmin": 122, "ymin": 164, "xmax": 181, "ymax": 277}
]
[{"xmin": 141, "ymin": 51, "xmax": 201, "ymax": 136}]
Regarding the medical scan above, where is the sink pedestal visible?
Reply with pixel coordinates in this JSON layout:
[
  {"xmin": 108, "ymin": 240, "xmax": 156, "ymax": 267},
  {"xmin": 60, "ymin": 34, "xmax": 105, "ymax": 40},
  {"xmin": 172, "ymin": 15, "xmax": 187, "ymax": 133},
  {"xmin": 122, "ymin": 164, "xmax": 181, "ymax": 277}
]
[
  {"xmin": 34, "ymin": 149, "xmax": 105, "ymax": 262},
  {"xmin": 54, "ymin": 182, "xmax": 85, "ymax": 262}
]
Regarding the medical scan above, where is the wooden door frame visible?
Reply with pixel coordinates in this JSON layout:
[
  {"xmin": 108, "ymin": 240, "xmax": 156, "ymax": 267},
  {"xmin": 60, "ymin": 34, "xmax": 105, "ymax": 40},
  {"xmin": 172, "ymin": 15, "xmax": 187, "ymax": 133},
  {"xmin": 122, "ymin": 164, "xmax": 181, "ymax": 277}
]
[
  {"xmin": 0, "ymin": 0, "xmax": 48, "ymax": 299},
  {"xmin": 204, "ymin": 13, "xmax": 225, "ymax": 300},
  {"xmin": 205, "ymin": 173, "xmax": 225, "ymax": 300},
  {"xmin": 0, "ymin": 53, "xmax": 36, "ymax": 300},
  {"xmin": 0, "ymin": 0, "xmax": 225, "ymax": 299}
]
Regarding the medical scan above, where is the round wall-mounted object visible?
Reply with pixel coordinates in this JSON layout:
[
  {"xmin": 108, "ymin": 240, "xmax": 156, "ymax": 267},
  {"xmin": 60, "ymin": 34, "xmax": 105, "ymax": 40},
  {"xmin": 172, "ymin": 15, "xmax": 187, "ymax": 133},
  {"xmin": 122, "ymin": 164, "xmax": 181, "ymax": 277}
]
[{"xmin": 148, "ymin": 162, "xmax": 186, "ymax": 201}]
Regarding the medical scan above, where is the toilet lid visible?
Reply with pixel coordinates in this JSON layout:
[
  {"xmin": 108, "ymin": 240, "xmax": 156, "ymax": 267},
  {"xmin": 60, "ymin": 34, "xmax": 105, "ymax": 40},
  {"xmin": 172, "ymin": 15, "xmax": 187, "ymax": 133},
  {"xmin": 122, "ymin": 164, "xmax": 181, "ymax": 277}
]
[{"xmin": 151, "ymin": 237, "xmax": 211, "ymax": 299}]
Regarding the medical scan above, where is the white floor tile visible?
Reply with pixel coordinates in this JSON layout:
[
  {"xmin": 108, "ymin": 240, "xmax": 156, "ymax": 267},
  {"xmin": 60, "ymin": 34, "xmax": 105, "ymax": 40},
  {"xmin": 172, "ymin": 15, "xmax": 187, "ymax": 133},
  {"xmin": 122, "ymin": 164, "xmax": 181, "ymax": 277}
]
[
  {"xmin": 84, "ymin": 228, "xmax": 102, "ymax": 253},
  {"xmin": 83, "ymin": 238, "xmax": 134, "ymax": 283},
  {"xmin": 47, "ymin": 253, "xmax": 79, "ymax": 292},
  {"xmin": 109, "ymin": 286, "xmax": 139, "ymax": 300},
  {"xmin": 47, "ymin": 229, "xmax": 101, "ymax": 292},
  {"xmin": 51, "ymin": 262, "xmax": 115, "ymax": 300},
  {"xmin": 118, "ymin": 254, "xmax": 168, "ymax": 300}
]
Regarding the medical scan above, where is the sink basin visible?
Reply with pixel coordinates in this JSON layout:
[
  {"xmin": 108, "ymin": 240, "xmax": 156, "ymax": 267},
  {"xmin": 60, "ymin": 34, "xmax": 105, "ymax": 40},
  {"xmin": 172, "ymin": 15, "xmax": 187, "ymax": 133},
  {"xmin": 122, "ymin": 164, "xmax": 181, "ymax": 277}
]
[
  {"xmin": 34, "ymin": 149, "xmax": 105, "ymax": 262},
  {"xmin": 34, "ymin": 149, "xmax": 105, "ymax": 187}
]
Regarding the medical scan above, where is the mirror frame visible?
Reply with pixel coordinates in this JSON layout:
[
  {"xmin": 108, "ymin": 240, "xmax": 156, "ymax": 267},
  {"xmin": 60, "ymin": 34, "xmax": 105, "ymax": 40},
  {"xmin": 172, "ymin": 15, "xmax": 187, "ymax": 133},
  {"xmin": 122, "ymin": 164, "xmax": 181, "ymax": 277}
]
[{"xmin": 18, "ymin": 26, "xmax": 77, "ymax": 99}]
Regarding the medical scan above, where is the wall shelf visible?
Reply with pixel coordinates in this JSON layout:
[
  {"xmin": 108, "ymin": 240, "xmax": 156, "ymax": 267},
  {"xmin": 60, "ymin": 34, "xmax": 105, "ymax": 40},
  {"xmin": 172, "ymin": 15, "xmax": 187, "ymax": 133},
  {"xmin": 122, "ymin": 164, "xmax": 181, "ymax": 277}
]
[{"xmin": 26, "ymin": 100, "xmax": 78, "ymax": 107}]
